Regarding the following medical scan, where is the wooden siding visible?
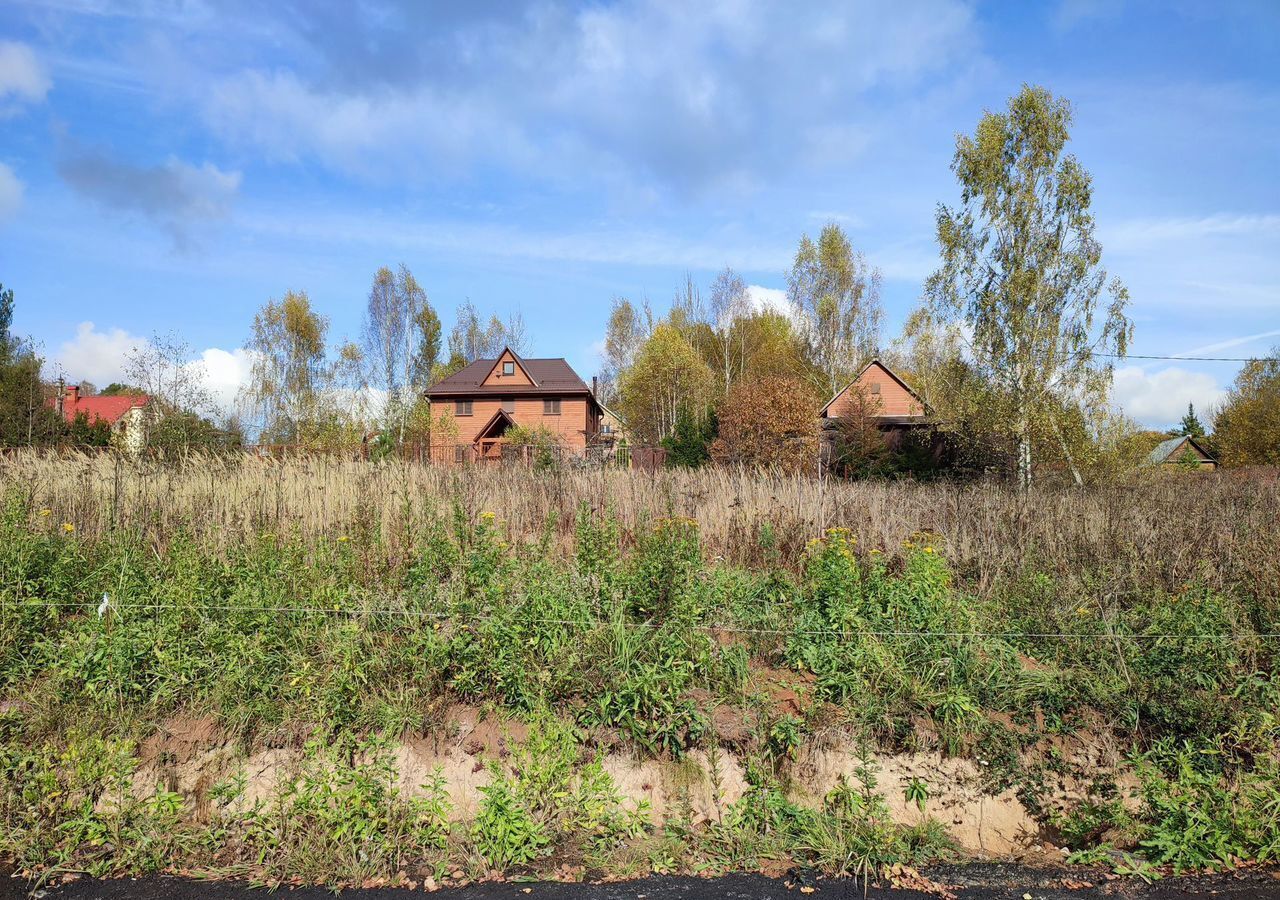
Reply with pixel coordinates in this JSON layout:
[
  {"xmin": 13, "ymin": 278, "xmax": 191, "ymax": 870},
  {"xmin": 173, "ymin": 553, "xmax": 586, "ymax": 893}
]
[
  {"xmin": 824, "ymin": 361, "xmax": 923, "ymax": 418},
  {"xmin": 445, "ymin": 395, "xmax": 594, "ymax": 451},
  {"xmin": 482, "ymin": 349, "xmax": 535, "ymax": 387},
  {"xmin": 1161, "ymin": 437, "xmax": 1218, "ymax": 470}
]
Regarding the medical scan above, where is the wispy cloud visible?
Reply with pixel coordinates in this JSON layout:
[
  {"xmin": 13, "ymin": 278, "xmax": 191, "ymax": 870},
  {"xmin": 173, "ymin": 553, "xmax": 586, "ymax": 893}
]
[
  {"xmin": 1107, "ymin": 213, "xmax": 1280, "ymax": 249},
  {"xmin": 0, "ymin": 40, "xmax": 50, "ymax": 116},
  {"xmin": 0, "ymin": 162, "xmax": 22, "ymax": 222},
  {"xmin": 1180, "ymin": 328, "xmax": 1280, "ymax": 358},
  {"xmin": 238, "ymin": 207, "xmax": 796, "ymax": 271},
  {"xmin": 57, "ymin": 150, "xmax": 241, "ymax": 249},
  {"xmin": 187, "ymin": 1, "xmax": 977, "ymax": 192}
]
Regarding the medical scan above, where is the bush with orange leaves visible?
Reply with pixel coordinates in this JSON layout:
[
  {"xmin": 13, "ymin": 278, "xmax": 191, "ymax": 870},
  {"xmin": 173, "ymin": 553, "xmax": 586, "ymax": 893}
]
[{"xmin": 710, "ymin": 375, "xmax": 820, "ymax": 474}]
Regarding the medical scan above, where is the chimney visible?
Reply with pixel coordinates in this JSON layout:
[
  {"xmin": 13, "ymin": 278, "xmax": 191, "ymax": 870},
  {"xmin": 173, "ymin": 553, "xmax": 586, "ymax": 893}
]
[
  {"xmin": 592, "ymin": 376, "xmax": 598, "ymax": 397},
  {"xmin": 65, "ymin": 384, "xmax": 79, "ymax": 407}
]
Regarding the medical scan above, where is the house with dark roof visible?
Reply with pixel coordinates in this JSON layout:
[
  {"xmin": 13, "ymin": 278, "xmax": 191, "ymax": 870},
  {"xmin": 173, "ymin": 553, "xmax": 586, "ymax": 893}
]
[
  {"xmin": 816, "ymin": 359, "xmax": 940, "ymax": 468},
  {"xmin": 1146, "ymin": 435, "xmax": 1217, "ymax": 471},
  {"xmin": 819, "ymin": 359, "xmax": 930, "ymax": 431},
  {"xmin": 424, "ymin": 347, "xmax": 603, "ymax": 463},
  {"xmin": 48, "ymin": 384, "xmax": 151, "ymax": 453}
]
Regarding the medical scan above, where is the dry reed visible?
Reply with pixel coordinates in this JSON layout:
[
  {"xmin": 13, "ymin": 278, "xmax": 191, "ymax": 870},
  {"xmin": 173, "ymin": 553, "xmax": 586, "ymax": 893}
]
[{"xmin": 4, "ymin": 450, "xmax": 1277, "ymax": 601}]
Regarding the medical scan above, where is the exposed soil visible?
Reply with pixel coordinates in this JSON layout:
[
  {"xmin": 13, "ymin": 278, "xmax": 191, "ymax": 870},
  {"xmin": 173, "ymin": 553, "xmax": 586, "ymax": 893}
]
[{"xmin": 119, "ymin": 708, "xmax": 1131, "ymax": 858}]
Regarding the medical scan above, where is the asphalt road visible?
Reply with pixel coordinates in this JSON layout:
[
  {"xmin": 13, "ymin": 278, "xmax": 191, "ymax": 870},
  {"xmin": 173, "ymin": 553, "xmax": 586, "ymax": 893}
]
[{"xmin": 8, "ymin": 866, "xmax": 1280, "ymax": 900}]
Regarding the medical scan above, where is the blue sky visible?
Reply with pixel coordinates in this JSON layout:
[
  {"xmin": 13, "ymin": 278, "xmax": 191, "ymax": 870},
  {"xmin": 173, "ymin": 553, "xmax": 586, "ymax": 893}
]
[{"xmin": 1, "ymin": 0, "xmax": 1277, "ymax": 427}]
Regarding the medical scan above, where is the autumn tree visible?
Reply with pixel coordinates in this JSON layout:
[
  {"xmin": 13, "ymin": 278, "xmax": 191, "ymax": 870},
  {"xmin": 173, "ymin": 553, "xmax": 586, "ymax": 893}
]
[
  {"xmin": 787, "ymin": 224, "xmax": 882, "ymax": 397},
  {"xmin": 1213, "ymin": 349, "xmax": 1280, "ymax": 467},
  {"xmin": 244, "ymin": 290, "xmax": 366, "ymax": 447},
  {"xmin": 362, "ymin": 264, "xmax": 440, "ymax": 443},
  {"xmin": 123, "ymin": 331, "xmax": 219, "ymax": 449},
  {"xmin": 447, "ymin": 301, "xmax": 528, "ymax": 363},
  {"xmin": 0, "ymin": 285, "xmax": 67, "ymax": 446},
  {"xmin": 923, "ymin": 85, "xmax": 1132, "ymax": 488},
  {"xmin": 617, "ymin": 323, "xmax": 714, "ymax": 444},
  {"xmin": 710, "ymin": 375, "xmax": 819, "ymax": 474},
  {"xmin": 598, "ymin": 296, "xmax": 652, "ymax": 405},
  {"xmin": 0, "ymin": 282, "xmax": 12, "ymax": 350},
  {"xmin": 706, "ymin": 267, "xmax": 753, "ymax": 392}
]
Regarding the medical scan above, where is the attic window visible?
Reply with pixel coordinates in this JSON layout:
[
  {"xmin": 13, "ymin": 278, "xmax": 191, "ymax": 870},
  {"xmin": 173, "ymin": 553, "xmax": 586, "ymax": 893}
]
[
  {"xmin": 455, "ymin": 400, "xmax": 473, "ymax": 416},
  {"xmin": 503, "ymin": 361, "xmax": 515, "ymax": 376},
  {"xmin": 870, "ymin": 383, "xmax": 881, "ymax": 394}
]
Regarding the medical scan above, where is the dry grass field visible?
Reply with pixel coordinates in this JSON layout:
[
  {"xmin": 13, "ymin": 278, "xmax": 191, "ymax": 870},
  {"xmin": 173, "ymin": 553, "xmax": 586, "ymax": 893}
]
[{"xmin": 5, "ymin": 450, "xmax": 1278, "ymax": 601}]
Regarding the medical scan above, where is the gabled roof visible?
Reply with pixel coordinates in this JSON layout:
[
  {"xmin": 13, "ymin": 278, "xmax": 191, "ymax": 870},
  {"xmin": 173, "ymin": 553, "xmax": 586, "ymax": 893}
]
[
  {"xmin": 819, "ymin": 359, "xmax": 926, "ymax": 417},
  {"xmin": 1147, "ymin": 435, "xmax": 1216, "ymax": 465},
  {"xmin": 50, "ymin": 393, "xmax": 149, "ymax": 426},
  {"xmin": 479, "ymin": 346, "xmax": 539, "ymax": 387},
  {"xmin": 474, "ymin": 407, "xmax": 516, "ymax": 441},
  {"xmin": 427, "ymin": 355, "xmax": 592, "ymax": 396}
]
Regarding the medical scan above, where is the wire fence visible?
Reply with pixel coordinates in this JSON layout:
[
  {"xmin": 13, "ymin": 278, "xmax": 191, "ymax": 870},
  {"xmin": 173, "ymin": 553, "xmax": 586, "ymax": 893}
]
[{"xmin": 6, "ymin": 596, "xmax": 1279, "ymax": 643}]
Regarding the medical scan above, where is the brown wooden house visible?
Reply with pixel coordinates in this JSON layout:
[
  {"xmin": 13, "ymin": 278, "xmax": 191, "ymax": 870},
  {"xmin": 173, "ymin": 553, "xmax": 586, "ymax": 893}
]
[
  {"xmin": 425, "ymin": 347, "xmax": 603, "ymax": 463},
  {"xmin": 820, "ymin": 359, "xmax": 928, "ymax": 429},
  {"xmin": 817, "ymin": 359, "xmax": 937, "ymax": 469},
  {"xmin": 1146, "ymin": 435, "xmax": 1218, "ymax": 471}
]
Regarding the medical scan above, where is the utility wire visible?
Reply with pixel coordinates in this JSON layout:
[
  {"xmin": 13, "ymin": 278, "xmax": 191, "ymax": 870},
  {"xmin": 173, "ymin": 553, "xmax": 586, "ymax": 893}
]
[{"xmin": 6, "ymin": 597, "xmax": 1279, "ymax": 643}]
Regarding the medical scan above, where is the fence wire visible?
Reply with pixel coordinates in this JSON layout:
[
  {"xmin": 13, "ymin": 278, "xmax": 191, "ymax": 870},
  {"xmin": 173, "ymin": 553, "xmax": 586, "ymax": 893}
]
[{"xmin": 4, "ymin": 596, "xmax": 1279, "ymax": 642}]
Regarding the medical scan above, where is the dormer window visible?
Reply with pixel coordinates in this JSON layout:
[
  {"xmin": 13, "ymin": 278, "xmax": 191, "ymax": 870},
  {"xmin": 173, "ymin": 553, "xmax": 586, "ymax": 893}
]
[{"xmin": 503, "ymin": 361, "xmax": 515, "ymax": 376}]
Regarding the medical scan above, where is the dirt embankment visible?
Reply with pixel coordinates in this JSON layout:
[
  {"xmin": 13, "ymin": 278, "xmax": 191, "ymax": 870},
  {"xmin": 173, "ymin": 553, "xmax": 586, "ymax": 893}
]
[{"xmin": 129, "ymin": 708, "xmax": 1132, "ymax": 859}]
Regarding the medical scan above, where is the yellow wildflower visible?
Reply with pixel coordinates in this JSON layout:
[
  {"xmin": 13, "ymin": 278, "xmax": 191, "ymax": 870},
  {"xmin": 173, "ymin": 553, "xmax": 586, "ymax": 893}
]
[
  {"xmin": 480, "ymin": 511, "xmax": 496, "ymax": 522},
  {"xmin": 61, "ymin": 522, "xmax": 75, "ymax": 534},
  {"xmin": 39, "ymin": 508, "xmax": 52, "ymax": 517},
  {"xmin": 923, "ymin": 546, "xmax": 935, "ymax": 554},
  {"xmin": 337, "ymin": 535, "xmax": 350, "ymax": 543}
]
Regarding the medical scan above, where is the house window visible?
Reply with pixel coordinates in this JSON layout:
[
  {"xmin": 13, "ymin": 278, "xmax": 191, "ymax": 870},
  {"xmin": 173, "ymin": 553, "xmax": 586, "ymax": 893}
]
[
  {"xmin": 502, "ymin": 397, "xmax": 515, "ymax": 413},
  {"xmin": 454, "ymin": 446, "xmax": 466, "ymax": 463},
  {"xmin": 502, "ymin": 361, "xmax": 514, "ymax": 376},
  {"xmin": 455, "ymin": 400, "xmax": 473, "ymax": 416},
  {"xmin": 601, "ymin": 423, "xmax": 612, "ymax": 434},
  {"xmin": 870, "ymin": 382, "xmax": 881, "ymax": 394},
  {"xmin": 543, "ymin": 398, "xmax": 561, "ymax": 415}
]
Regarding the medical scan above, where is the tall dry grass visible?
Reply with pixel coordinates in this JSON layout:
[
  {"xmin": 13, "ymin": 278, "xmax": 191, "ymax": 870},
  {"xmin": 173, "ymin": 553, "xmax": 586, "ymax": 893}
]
[{"xmin": 4, "ymin": 450, "xmax": 1277, "ymax": 600}]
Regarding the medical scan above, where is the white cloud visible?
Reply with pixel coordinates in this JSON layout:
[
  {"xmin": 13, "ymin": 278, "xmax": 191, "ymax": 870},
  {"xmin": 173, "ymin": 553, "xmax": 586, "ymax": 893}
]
[
  {"xmin": 746, "ymin": 284, "xmax": 791, "ymax": 317},
  {"xmin": 55, "ymin": 321, "xmax": 141, "ymax": 387},
  {"xmin": 0, "ymin": 162, "xmax": 22, "ymax": 221},
  {"xmin": 199, "ymin": 346, "xmax": 255, "ymax": 414},
  {"xmin": 0, "ymin": 41, "xmax": 50, "ymax": 115},
  {"xmin": 1112, "ymin": 365, "xmax": 1225, "ymax": 428},
  {"xmin": 55, "ymin": 322, "xmax": 251, "ymax": 415}
]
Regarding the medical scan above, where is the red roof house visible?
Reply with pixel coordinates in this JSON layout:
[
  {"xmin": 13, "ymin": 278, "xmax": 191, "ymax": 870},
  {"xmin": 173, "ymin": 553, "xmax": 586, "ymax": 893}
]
[{"xmin": 49, "ymin": 384, "xmax": 151, "ymax": 450}]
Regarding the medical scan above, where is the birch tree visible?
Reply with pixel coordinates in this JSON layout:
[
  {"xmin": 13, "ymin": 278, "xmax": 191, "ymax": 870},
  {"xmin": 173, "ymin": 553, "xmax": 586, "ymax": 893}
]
[
  {"xmin": 362, "ymin": 266, "xmax": 406, "ymax": 429},
  {"xmin": 787, "ymin": 224, "xmax": 883, "ymax": 398},
  {"xmin": 923, "ymin": 85, "xmax": 1131, "ymax": 488},
  {"xmin": 599, "ymin": 296, "xmax": 651, "ymax": 405},
  {"xmin": 617, "ymin": 323, "xmax": 713, "ymax": 444},
  {"xmin": 243, "ymin": 290, "xmax": 330, "ymax": 443},
  {"xmin": 707, "ymin": 267, "xmax": 751, "ymax": 392}
]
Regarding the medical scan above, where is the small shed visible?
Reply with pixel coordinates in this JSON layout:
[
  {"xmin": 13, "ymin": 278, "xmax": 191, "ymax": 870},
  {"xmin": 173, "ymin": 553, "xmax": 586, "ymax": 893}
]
[{"xmin": 1146, "ymin": 435, "xmax": 1217, "ymax": 471}]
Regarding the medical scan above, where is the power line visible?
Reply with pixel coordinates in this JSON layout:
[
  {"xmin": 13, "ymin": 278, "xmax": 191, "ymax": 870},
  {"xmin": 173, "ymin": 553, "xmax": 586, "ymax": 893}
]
[{"xmin": 7, "ymin": 597, "xmax": 1280, "ymax": 643}]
